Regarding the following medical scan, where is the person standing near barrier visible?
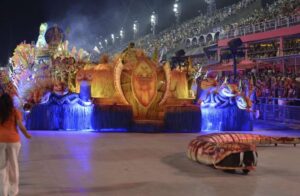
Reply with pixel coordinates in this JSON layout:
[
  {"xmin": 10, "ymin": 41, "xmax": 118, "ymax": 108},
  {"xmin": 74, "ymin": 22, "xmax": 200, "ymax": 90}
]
[{"xmin": 0, "ymin": 93, "xmax": 31, "ymax": 196}]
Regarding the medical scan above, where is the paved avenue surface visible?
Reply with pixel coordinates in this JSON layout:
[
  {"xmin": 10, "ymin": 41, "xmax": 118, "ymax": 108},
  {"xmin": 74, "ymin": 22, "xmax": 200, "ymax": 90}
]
[{"xmin": 18, "ymin": 128, "xmax": 300, "ymax": 196}]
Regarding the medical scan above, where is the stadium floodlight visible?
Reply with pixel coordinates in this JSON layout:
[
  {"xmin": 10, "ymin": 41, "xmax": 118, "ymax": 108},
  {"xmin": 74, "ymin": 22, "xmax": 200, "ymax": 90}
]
[
  {"xmin": 133, "ymin": 20, "xmax": 139, "ymax": 39},
  {"xmin": 205, "ymin": 0, "xmax": 216, "ymax": 15},
  {"xmin": 93, "ymin": 46, "xmax": 100, "ymax": 54},
  {"xmin": 173, "ymin": 0, "xmax": 181, "ymax": 24},
  {"xmin": 120, "ymin": 28, "xmax": 125, "ymax": 40},
  {"xmin": 105, "ymin": 39, "xmax": 108, "ymax": 47},
  {"xmin": 99, "ymin": 41, "xmax": 103, "ymax": 49},
  {"xmin": 111, "ymin": 34, "xmax": 115, "ymax": 44},
  {"xmin": 150, "ymin": 11, "xmax": 158, "ymax": 35}
]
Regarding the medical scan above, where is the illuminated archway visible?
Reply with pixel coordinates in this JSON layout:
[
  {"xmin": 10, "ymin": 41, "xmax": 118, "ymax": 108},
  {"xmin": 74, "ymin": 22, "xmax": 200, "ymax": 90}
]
[
  {"xmin": 192, "ymin": 37, "xmax": 198, "ymax": 46},
  {"xmin": 185, "ymin": 38, "xmax": 192, "ymax": 48}
]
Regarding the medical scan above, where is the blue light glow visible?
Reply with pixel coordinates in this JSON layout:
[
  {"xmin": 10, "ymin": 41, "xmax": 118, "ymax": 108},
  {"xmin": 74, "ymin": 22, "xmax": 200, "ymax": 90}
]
[
  {"xmin": 26, "ymin": 93, "xmax": 134, "ymax": 131},
  {"xmin": 62, "ymin": 103, "xmax": 93, "ymax": 130},
  {"xmin": 100, "ymin": 128, "xmax": 128, "ymax": 132},
  {"xmin": 201, "ymin": 105, "xmax": 253, "ymax": 132},
  {"xmin": 26, "ymin": 102, "xmax": 94, "ymax": 130},
  {"xmin": 25, "ymin": 93, "xmax": 94, "ymax": 130},
  {"xmin": 79, "ymin": 81, "xmax": 91, "ymax": 102}
]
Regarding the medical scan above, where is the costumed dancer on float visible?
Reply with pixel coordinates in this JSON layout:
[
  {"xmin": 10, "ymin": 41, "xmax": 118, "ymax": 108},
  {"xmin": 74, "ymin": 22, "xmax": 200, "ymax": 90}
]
[{"xmin": 0, "ymin": 93, "xmax": 31, "ymax": 195}]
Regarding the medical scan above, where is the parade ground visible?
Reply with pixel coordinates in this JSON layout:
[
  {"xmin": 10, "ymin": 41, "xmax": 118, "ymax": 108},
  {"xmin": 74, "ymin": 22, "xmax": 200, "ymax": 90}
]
[{"xmin": 19, "ymin": 122, "xmax": 300, "ymax": 196}]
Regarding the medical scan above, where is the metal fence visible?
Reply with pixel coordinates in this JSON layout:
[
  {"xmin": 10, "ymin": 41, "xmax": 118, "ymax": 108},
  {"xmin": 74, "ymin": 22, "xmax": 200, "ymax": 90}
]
[
  {"xmin": 257, "ymin": 97, "xmax": 300, "ymax": 123},
  {"xmin": 220, "ymin": 14, "xmax": 300, "ymax": 40}
]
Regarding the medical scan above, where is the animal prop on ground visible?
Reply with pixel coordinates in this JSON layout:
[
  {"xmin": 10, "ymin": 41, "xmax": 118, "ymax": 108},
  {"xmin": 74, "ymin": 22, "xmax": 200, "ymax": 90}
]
[{"xmin": 187, "ymin": 133, "xmax": 300, "ymax": 174}]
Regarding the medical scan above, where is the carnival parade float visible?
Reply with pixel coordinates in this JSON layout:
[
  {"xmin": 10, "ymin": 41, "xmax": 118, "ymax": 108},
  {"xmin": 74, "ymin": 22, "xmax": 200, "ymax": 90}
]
[
  {"xmin": 3, "ymin": 23, "xmax": 300, "ymax": 175},
  {"xmin": 196, "ymin": 76, "xmax": 254, "ymax": 132},
  {"xmin": 0, "ymin": 24, "xmax": 256, "ymax": 132}
]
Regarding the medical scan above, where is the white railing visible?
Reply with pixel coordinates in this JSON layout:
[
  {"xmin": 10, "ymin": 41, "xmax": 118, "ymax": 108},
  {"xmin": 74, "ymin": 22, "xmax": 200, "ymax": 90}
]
[
  {"xmin": 104, "ymin": 0, "xmax": 258, "ymax": 55},
  {"xmin": 220, "ymin": 14, "xmax": 300, "ymax": 40}
]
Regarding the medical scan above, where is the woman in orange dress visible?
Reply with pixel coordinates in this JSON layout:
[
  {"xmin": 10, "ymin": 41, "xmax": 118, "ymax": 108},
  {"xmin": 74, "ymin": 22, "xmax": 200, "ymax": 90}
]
[{"xmin": 0, "ymin": 93, "xmax": 31, "ymax": 196}]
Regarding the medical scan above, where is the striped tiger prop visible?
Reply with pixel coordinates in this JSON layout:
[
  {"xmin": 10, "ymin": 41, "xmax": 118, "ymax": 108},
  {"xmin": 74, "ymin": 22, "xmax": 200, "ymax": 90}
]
[{"xmin": 187, "ymin": 133, "xmax": 300, "ymax": 174}]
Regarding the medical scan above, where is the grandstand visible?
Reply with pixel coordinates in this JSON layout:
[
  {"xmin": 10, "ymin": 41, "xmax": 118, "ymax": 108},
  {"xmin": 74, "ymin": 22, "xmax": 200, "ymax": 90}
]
[
  {"xmin": 104, "ymin": 0, "xmax": 260, "ymax": 56},
  {"xmin": 100, "ymin": 0, "xmax": 300, "ymax": 106},
  {"xmin": 104, "ymin": 0, "xmax": 299, "ymax": 73}
]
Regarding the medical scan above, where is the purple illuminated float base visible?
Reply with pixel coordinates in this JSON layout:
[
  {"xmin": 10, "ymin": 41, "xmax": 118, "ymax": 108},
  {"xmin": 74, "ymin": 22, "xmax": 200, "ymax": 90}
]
[
  {"xmin": 25, "ymin": 93, "xmax": 93, "ymax": 130},
  {"xmin": 26, "ymin": 93, "xmax": 252, "ymax": 132},
  {"xmin": 201, "ymin": 105, "xmax": 253, "ymax": 132},
  {"xmin": 25, "ymin": 93, "xmax": 203, "ymax": 132}
]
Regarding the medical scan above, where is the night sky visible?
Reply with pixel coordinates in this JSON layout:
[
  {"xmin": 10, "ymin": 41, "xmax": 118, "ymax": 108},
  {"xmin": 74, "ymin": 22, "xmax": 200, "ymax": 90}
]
[{"xmin": 0, "ymin": 0, "xmax": 240, "ymax": 66}]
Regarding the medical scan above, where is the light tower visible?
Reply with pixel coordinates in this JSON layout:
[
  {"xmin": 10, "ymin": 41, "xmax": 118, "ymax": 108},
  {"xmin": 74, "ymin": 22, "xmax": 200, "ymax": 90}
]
[
  {"xmin": 205, "ymin": 0, "xmax": 216, "ymax": 16},
  {"xmin": 111, "ymin": 34, "xmax": 115, "ymax": 44},
  {"xmin": 120, "ymin": 28, "xmax": 125, "ymax": 41},
  {"xmin": 150, "ymin": 11, "xmax": 158, "ymax": 36},
  {"xmin": 133, "ymin": 20, "xmax": 139, "ymax": 39},
  {"xmin": 120, "ymin": 28, "xmax": 125, "ymax": 45},
  {"xmin": 99, "ymin": 41, "xmax": 103, "ymax": 49},
  {"xmin": 173, "ymin": 0, "xmax": 181, "ymax": 24}
]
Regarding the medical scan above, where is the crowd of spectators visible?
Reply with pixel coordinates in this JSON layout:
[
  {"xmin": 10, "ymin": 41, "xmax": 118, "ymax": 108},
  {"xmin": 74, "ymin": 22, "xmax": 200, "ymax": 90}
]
[
  {"xmin": 248, "ymin": 42, "xmax": 279, "ymax": 59},
  {"xmin": 220, "ymin": 0, "xmax": 300, "ymax": 39},
  {"xmin": 105, "ymin": 0, "xmax": 256, "ymax": 56},
  {"xmin": 214, "ymin": 68, "xmax": 300, "ymax": 105},
  {"xmin": 105, "ymin": 0, "xmax": 299, "ymax": 59},
  {"xmin": 284, "ymin": 38, "xmax": 300, "ymax": 56},
  {"xmin": 136, "ymin": 0, "xmax": 255, "ymax": 55},
  {"xmin": 252, "ymin": 69, "xmax": 298, "ymax": 102},
  {"xmin": 235, "ymin": 38, "xmax": 299, "ymax": 60}
]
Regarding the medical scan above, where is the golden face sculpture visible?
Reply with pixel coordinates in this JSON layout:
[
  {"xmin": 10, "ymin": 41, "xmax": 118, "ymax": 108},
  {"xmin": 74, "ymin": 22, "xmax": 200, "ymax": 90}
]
[{"xmin": 132, "ymin": 61, "xmax": 157, "ymax": 108}]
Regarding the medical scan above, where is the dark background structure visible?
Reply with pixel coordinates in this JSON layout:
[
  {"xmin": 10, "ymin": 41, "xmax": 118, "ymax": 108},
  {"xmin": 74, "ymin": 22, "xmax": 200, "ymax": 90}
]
[{"xmin": 0, "ymin": 0, "xmax": 268, "ymax": 65}]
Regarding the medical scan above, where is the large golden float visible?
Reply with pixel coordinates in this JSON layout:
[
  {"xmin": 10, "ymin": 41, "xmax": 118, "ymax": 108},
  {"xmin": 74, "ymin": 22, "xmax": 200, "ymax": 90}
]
[{"xmin": 75, "ymin": 47, "xmax": 199, "ymax": 130}]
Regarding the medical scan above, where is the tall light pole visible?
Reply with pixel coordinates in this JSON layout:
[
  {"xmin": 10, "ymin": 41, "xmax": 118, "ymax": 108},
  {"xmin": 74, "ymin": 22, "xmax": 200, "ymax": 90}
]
[
  {"xmin": 173, "ymin": 0, "xmax": 181, "ymax": 24},
  {"xmin": 120, "ymin": 28, "xmax": 125, "ymax": 42},
  {"xmin": 205, "ymin": 0, "xmax": 216, "ymax": 16},
  {"xmin": 133, "ymin": 20, "xmax": 139, "ymax": 39},
  {"xmin": 99, "ymin": 41, "xmax": 103, "ymax": 49},
  {"xmin": 150, "ymin": 11, "xmax": 158, "ymax": 36},
  {"xmin": 104, "ymin": 39, "xmax": 108, "ymax": 47},
  {"xmin": 111, "ymin": 34, "xmax": 115, "ymax": 44}
]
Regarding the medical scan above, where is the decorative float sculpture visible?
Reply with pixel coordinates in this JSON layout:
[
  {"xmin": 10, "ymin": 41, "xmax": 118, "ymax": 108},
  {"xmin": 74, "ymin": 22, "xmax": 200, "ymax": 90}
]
[
  {"xmin": 0, "ymin": 67, "xmax": 18, "ymax": 97},
  {"xmin": 75, "ymin": 44, "xmax": 201, "ymax": 131},
  {"xmin": 187, "ymin": 133, "xmax": 300, "ymax": 174},
  {"xmin": 195, "ymin": 76, "xmax": 254, "ymax": 131},
  {"xmin": 3, "ymin": 23, "xmax": 258, "ymax": 133},
  {"xmin": 3, "ymin": 24, "xmax": 93, "ymax": 130}
]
